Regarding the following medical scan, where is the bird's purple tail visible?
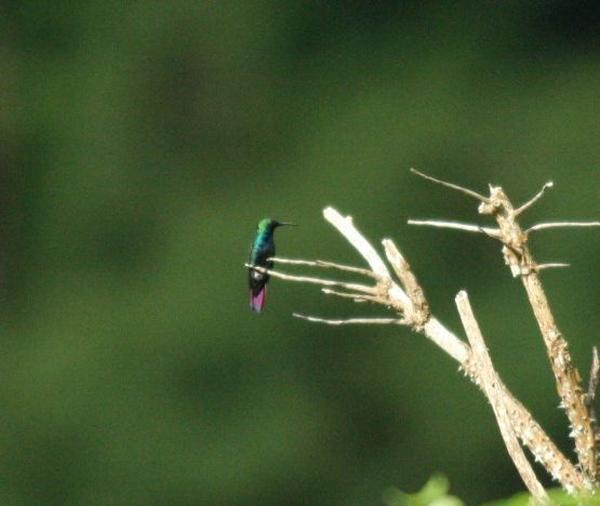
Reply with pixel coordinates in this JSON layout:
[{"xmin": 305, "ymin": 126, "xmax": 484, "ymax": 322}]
[{"xmin": 250, "ymin": 287, "xmax": 267, "ymax": 312}]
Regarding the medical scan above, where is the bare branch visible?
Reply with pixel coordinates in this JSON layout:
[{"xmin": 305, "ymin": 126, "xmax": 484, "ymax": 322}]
[
  {"xmin": 382, "ymin": 238, "xmax": 429, "ymax": 327},
  {"xmin": 245, "ymin": 264, "xmax": 376, "ymax": 294},
  {"xmin": 410, "ymin": 168, "xmax": 489, "ymax": 202},
  {"xmin": 293, "ymin": 313, "xmax": 401, "ymax": 325},
  {"xmin": 527, "ymin": 221, "xmax": 600, "ymax": 233},
  {"xmin": 515, "ymin": 181, "xmax": 554, "ymax": 216},
  {"xmin": 424, "ymin": 307, "xmax": 585, "ymax": 492},
  {"xmin": 535, "ymin": 263, "xmax": 571, "ymax": 271},
  {"xmin": 323, "ymin": 207, "xmax": 412, "ymax": 309},
  {"xmin": 422, "ymin": 317, "xmax": 469, "ymax": 364},
  {"xmin": 321, "ymin": 288, "xmax": 381, "ymax": 303},
  {"xmin": 323, "ymin": 207, "xmax": 392, "ymax": 278},
  {"xmin": 382, "ymin": 239, "xmax": 425, "ymax": 305},
  {"xmin": 455, "ymin": 181, "xmax": 597, "ymax": 481},
  {"xmin": 456, "ymin": 291, "xmax": 549, "ymax": 503},
  {"xmin": 269, "ymin": 257, "xmax": 379, "ymax": 279},
  {"xmin": 407, "ymin": 219, "xmax": 501, "ymax": 237}
]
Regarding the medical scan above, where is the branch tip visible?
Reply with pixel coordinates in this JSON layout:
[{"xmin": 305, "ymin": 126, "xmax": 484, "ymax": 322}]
[
  {"xmin": 536, "ymin": 263, "xmax": 571, "ymax": 271},
  {"xmin": 322, "ymin": 207, "xmax": 392, "ymax": 279},
  {"xmin": 410, "ymin": 168, "xmax": 489, "ymax": 202},
  {"xmin": 527, "ymin": 222, "xmax": 600, "ymax": 233},
  {"xmin": 515, "ymin": 181, "xmax": 554, "ymax": 216}
]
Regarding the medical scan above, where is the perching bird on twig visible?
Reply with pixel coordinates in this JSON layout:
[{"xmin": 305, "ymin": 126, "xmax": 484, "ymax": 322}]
[{"xmin": 248, "ymin": 218, "xmax": 295, "ymax": 312}]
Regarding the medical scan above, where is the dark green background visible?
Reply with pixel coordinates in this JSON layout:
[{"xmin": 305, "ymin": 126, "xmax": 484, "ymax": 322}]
[{"xmin": 3, "ymin": 2, "xmax": 600, "ymax": 504}]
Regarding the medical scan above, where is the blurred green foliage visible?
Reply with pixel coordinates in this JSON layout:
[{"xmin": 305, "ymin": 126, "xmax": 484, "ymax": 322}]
[
  {"xmin": 2, "ymin": 1, "xmax": 600, "ymax": 505},
  {"xmin": 386, "ymin": 476, "xmax": 600, "ymax": 506},
  {"xmin": 384, "ymin": 475, "xmax": 464, "ymax": 506}
]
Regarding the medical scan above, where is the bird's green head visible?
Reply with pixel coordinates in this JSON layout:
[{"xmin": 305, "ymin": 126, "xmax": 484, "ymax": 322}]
[{"xmin": 256, "ymin": 218, "xmax": 296, "ymax": 233}]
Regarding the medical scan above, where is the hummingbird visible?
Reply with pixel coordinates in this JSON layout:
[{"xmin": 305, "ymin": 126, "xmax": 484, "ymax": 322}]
[{"xmin": 248, "ymin": 218, "xmax": 296, "ymax": 312}]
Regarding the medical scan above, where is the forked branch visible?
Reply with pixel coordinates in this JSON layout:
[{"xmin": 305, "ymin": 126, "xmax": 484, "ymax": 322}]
[
  {"xmin": 250, "ymin": 205, "xmax": 586, "ymax": 494},
  {"xmin": 411, "ymin": 171, "xmax": 599, "ymax": 482}
]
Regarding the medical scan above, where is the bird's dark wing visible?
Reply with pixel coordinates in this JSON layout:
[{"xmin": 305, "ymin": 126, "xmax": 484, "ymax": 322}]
[{"xmin": 248, "ymin": 241, "xmax": 275, "ymax": 294}]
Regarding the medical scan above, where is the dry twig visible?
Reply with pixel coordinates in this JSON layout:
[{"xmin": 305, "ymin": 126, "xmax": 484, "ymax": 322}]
[
  {"xmin": 244, "ymin": 263, "xmax": 376, "ymax": 294},
  {"xmin": 515, "ymin": 181, "xmax": 554, "ymax": 216},
  {"xmin": 410, "ymin": 168, "xmax": 488, "ymax": 202},
  {"xmin": 268, "ymin": 257, "xmax": 380, "ymax": 279},
  {"xmin": 527, "ymin": 221, "xmax": 600, "ymax": 233},
  {"xmin": 293, "ymin": 314, "xmax": 401, "ymax": 325},
  {"xmin": 406, "ymin": 219, "xmax": 501, "ymax": 237},
  {"xmin": 456, "ymin": 291, "xmax": 549, "ymax": 504}
]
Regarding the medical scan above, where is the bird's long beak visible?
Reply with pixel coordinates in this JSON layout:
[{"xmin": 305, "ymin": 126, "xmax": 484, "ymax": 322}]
[{"xmin": 277, "ymin": 222, "xmax": 297, "ymax": 227}]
